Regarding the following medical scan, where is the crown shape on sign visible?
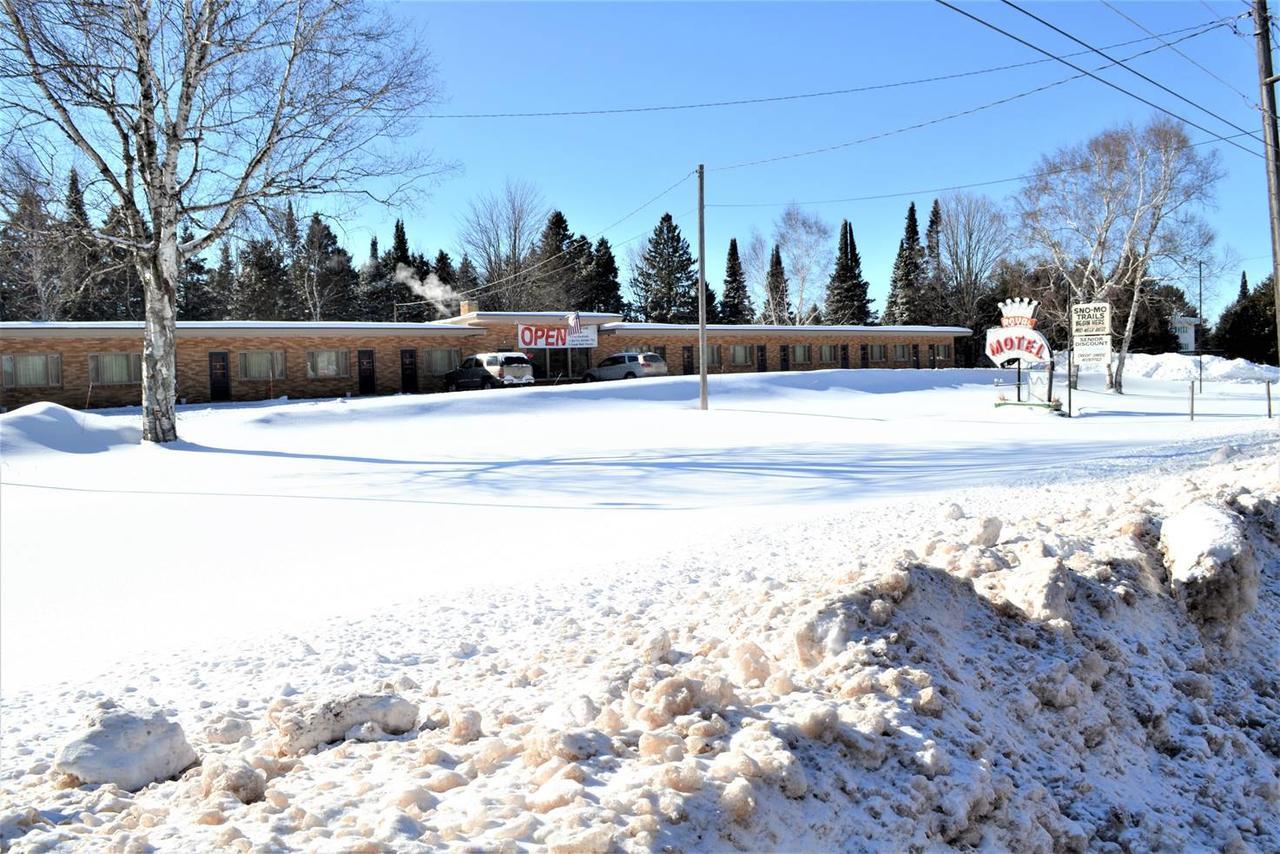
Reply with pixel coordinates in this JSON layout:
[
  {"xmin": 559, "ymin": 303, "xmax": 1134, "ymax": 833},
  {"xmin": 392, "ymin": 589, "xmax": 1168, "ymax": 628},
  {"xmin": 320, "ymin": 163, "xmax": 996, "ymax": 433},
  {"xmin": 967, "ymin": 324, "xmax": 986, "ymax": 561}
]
[{"xmin": 998, "ymin": 297, "xmax": 1039, "ymax": 328}]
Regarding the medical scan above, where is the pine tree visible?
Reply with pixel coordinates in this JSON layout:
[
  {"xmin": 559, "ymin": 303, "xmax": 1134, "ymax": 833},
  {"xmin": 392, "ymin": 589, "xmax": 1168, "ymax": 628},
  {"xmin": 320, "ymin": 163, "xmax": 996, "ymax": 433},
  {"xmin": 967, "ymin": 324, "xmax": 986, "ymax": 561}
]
[
  {"xmin": 719, "ymin": 238, "xmax": 753, "ymax": 324},
  {"xmin": 296, "ymin": 214, "xmax": 358, "ymax": 320},
  {"xmin": 761, "ymin": 245, "xmax": 791, "ymax": 324},
  {"xmin": 882, "ymin": 202, "xmax": 924, "ymax": 325},
  {"xmin": 177, "ymin": 228, "xmax": 219, "ymax": 319},
  {"xmin": 0, "ymin": 186, "xmax": 62, "ymax": 319},
  {"xmin": 824, "ymin": 220, "xmax": 872, "ymax": 325},
  {"xmin": 630, "ymin": 213, "xmax": 698, "ymax": 323},
  {"xmin": 922, "ymin": 199, "xmax": 947, "ymax": 324},
  {"xmin": 61, "ymin": 169, "xmax": 100, "ymax": 320},
  {"xmin": 95, "ymin": 206, "xmax": 146, "ymax": 320},
  {"xmin": 1238, "ymin": 271, "xmax": 1249, "ymax": 304},
  {"xmin": 526, "ymin": 211, "xmax": 579, "ymax": 310},
  {"xmin": 232, "ymin": 238, "xmax": 289, "ymax": 319},
  {"xmin": 391, "ymin": 219, "xmax": 410, "ymax": 267},
  {"xmin": 579, "ymin": 237, "xmax": 624, "ymax": 314},
  {"xmin": 368, "ymin": 236, "xmax": 379, "ymax": 266},
  {"xmin": 208, "ymin": 242, "xmax": 235, "ymax": 319},
  {"xmin": 457, "ymin": 254, "xmax": 481, "ymax": 304}
]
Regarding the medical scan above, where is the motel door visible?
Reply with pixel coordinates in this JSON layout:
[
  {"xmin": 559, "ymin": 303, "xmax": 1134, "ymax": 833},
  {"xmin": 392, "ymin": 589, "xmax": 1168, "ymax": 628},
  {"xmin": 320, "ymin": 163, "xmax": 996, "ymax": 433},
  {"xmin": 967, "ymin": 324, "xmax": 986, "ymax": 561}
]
[
  {"xmin": 912, "ymin": 344, "xmax": 921, "ymax": 369},
  {"xmin": 859, "ymin": 344, "xmax": 869, "ymax": 368},
  {"xmin": 357, "ymin": 349, "xmax": 376, "ymax": 395},
  {"xmin": 755, "ymin": 345, "xmax": 767, "ymax": 372},
  {"xmin": 839, "ymin": 344, "xmax": 850, "ymax": 369},
  {"xmin": 779, "ymin": 345, "xmax": 790, "ymax": 371},
  {"xmin": 682, "ymin": 346, "xmax": 694, "ymax": 375},
  {"xmin": 208, "ymin": 352, "xmax": 231, "ymax": 402},
  {"xmin": 399, "ymin": 349, "xmax": 419, "ymax": 394},
  {"xmin": 927, "ymin": 344, "xmax": 937, "ymax": 368}
]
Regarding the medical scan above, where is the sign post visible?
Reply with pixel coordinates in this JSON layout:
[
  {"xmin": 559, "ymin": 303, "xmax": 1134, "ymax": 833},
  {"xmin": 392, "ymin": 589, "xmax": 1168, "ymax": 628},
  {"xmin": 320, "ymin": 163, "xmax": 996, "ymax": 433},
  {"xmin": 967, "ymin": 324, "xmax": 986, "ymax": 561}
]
[{"xmin": 986, "ymin": 298, "xmax": 1058, "ymax": 410}]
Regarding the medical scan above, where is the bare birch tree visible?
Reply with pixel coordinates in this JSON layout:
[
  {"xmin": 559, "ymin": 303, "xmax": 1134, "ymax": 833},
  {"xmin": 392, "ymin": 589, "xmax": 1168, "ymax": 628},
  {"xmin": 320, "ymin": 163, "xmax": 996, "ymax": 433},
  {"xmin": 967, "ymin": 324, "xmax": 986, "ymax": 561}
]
[
  {"xmin": 456, "ymin": 179, "xmax": 545, "ymax": 310},
  {"xmin": 1015, "ymin": 118, "xmax": 1221, "ymax": 392},
  {"xmin": 940, "ymin": 192, "xmax": 1009, "ymax": 362},
  {"xmin": 773, "ymin": 205, "xmax": 832, "ymax": 325},
  {"xmin": 1, "ymin": 0, "xmax": 445, "ymax": 441}
]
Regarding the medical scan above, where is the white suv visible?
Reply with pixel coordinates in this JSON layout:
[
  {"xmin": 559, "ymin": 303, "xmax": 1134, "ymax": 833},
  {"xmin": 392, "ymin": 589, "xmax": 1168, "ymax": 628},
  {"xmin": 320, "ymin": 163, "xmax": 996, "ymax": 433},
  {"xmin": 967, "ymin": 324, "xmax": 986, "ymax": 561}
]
[
  {"xmin": 582, "ymin": 352, "xmax": 668, "ymax": 382},
  {"xmin": 443, "ymin": 352, "xmax": 535, "ymax": 390}
]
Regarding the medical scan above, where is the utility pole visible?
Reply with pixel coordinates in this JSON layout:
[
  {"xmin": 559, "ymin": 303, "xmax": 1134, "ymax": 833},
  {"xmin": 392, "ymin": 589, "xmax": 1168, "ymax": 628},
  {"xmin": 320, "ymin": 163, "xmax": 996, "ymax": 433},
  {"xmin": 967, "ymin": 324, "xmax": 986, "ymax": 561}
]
[
  {"xmin": 1253, "ymin": 0, "xmax": 1280, "ymax": 370},
  {"xmin": 697, "ymin": 164, "xmax": 708, "ymax": 411},
  {"xmin": 1197, "ymin": 259, "xmax": 1203, "ymax": 394}
]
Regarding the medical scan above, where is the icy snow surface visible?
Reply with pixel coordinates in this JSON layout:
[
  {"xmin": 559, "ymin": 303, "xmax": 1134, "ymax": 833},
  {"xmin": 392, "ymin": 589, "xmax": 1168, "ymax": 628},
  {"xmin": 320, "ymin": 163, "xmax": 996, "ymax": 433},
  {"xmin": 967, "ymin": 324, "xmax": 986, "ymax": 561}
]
[{"xmin": 1, "ymin": 367, "xmax": 1277, "ymax": 851}]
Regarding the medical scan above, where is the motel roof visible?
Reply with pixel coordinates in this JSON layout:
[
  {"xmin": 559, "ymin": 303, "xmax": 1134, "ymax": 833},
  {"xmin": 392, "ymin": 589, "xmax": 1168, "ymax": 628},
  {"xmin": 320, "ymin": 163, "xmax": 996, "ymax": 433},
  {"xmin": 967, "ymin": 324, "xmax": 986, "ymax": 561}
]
[
  {"xmin": 434, "ymin": 311, "xmax": 626, "ymax": 327},
  {"xmin": 600, "ymin": 322, "xmax": 973, "ymax": 337},
  {"xmin": 0, "ymin": 320, "xmax": 483, "ymax": 338}
]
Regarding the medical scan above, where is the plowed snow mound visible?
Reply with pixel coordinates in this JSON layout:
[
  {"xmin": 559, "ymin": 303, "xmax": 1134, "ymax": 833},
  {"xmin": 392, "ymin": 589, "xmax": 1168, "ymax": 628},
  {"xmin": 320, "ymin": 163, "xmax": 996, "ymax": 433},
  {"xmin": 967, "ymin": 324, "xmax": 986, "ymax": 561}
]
[
  {"xmin": 0, "ymin": 402, "xmax": 140, "ymax": 456},
  {"xmin": 1123, "ymin": 352, "xmax": 1279, "ymax": 383}
]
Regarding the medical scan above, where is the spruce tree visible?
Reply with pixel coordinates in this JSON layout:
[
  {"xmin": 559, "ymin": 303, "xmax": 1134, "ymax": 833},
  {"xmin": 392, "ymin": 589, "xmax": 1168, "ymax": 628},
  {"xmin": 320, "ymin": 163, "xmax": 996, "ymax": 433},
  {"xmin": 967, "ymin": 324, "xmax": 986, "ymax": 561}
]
[
  {"xmin": 719, "ymin": 238, "xmax": 753, "ymax": 324},
  {"xmin": 296, "ymin": 214, "xmax": 358, "ymax": 320},
  {"xmin": 630, "ymin": 212, "xmax": 698, "ymax": 323},
  {"xmin": 391, "ymin": 219, "xmax": 410, "ymax": 267},
  {"xmin": 61, "ymin": 169, "xmax": 100, "ymax": 320},
  {"xmin": 177, "ymin": 228, "xmax": 218, "ymax": 319},
  {"xmin": 208, "ymin": 242, "xmax": 235, "ymax": 319},
  {"xmin": 882, "ymin": 202, "xmax": 924, "ymax": 325},
  {"xmin": 580, "ymin": 237, "xmax": 624, "ymax": 314},
  {"xmin": 457, "ymin": 254, "xmax": 481, "ymax": 304},
  {"xmin": 761, "ymin": 245, "xmax": 791, "ymax": 324},
  {"xmin": 922, "ymin": 199, "xmax": 947, "ymax": 324},
  {"xmin": 824, "ymin": 220, "xmax": 872, "ymax": 325},
  {"xmin": 1238, "ymin": 271, "xmax": 1249, "ymax": 304},
  {"xmin": 527, "ymin": 210, "xmax": 579, "ymax": 309},
  {"xmin": 96, "ymin": 206, "xmax": 146, "ymax": 320},
  {"xmin": 233, "ymin": 238, "xmax": 289, "ymax": 319}
]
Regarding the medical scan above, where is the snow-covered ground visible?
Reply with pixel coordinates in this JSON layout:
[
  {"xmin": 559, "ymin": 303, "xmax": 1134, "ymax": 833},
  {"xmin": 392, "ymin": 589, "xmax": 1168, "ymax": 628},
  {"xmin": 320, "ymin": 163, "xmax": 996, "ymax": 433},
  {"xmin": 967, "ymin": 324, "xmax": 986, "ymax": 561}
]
[{"xmin": 0, "ymin": 364, "xmax": 1276, "ymax": 851}]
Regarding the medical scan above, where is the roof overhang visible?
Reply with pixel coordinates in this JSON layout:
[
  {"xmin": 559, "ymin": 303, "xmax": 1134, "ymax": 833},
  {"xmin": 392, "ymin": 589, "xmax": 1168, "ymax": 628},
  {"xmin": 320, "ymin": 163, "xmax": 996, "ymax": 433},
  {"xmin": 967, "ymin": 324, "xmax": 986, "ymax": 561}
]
[
  {"xmin": 0, "ymin": 321, "xmax": 484, "ymax": 340},
  {"xmin": 434, "ymin": 312, "xmax": 626, "ymax": 328},
  {"xmin": 600, "ymin": 323, "xmax": 973, "ymax": 337}
]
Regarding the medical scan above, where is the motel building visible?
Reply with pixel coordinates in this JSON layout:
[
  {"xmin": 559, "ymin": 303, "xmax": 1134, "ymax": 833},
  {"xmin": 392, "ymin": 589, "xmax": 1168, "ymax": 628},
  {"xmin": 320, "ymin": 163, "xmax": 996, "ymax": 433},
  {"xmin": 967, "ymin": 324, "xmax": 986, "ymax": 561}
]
[{"xmin": 0, "ymin": 301, "xmax": 972, "ymax": 411}]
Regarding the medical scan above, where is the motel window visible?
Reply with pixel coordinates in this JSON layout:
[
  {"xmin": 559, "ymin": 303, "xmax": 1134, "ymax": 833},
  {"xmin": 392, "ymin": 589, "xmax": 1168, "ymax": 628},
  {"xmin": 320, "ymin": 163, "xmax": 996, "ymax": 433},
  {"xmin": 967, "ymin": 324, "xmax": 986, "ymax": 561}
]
[
  {"xmin": 706, "ymin": 344, "xmax": 722, "ymax": 367},
  {"xmin": 425, "ymin": 348, "xmax": 461, "ymax": 375},
  {"xmin": 1, "ymin": 353, "xmax": 61, "ymax": 388},
  {"xmin": 306, "ymin": 349, "xmax": 349, "ymax": 379},
  {"xmin": 791, "ymin": 344, "xmax": 811, "ymax": 364},
  {"xmin": 938, "ymin": 344, "xmax": 952, "ymax": 359},
  {"xmin": 870, "ymin": 344, "xmax": 887, "ymax": 362},
  {"xmin": 88, "ymin": 352, "xmax": 142, "ymax": 385},
  {"xmin": 893, "ymin": 344, "xmax": 911, "ymax": 361},
  {"xmin": 651, "ymin": 346, "xmax": 667, "ymax": 361},
  {"xmin": 819, "ymin": 344, "xmax": 838, "ymax": 363},
  {"xmin": 730, "ymin": 344, "xmax": 752, "ymax": 365},
  {"xmin": 237, "ymin": 350, "xmax": 285, "ymax": 381}
]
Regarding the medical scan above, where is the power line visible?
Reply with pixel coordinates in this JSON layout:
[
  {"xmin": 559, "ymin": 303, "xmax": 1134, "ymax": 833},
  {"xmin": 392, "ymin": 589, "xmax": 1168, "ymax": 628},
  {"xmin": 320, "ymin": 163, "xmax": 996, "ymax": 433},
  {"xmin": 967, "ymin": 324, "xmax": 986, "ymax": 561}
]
[
  {"xmin": 1000, "ymin": 0, "xmax": 1262, "ymax": 144},
  {"xmin": 706, "ymin": 131, "xmax": 1253, "ymax": 209},
  {"xmin": 414, "ymin": 19, "xmax": 1231, "ymax": 120},
  {"xmin": 456, "ymin": 172, "xmax": 694, "ymax": 299},
  {"xmin": 1100, "ymin": 0, "xmax": 1255, "ymax": 107},
  {"xmin": 709, "ymin": 22, "xmax": 1230, "ymax": 173},
  {"xmin": 934, "ymin": 0, "xmax": 1263, "ymax": 159}
]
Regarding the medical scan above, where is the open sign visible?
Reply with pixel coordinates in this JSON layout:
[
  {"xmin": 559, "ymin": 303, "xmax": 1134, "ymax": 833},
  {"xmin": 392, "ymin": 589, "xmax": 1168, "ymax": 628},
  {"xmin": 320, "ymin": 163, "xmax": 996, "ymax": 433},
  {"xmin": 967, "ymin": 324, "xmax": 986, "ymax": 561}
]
[{"xmin": 516, "ymin": 323, "xmax": 597, "ymax": 348}]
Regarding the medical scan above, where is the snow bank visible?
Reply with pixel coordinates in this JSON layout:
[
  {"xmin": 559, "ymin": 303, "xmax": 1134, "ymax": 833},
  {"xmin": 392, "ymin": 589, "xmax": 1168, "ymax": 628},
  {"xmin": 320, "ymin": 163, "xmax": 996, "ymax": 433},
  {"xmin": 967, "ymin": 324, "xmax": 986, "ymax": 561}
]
[
  {"xmin": 1123, "ymin": 352, "xmax": 1278, "ymax": 384},
  {"xmin": 52, "ymin": 703, "xmax": 196, "ymax": 791},
  {"xmin": 0, "ymin": 402, "xmax": 140, "ymax": 456},
  {"xmin": 1159, "ymin": 501, "xmax": 1260, "ymax": 637}
]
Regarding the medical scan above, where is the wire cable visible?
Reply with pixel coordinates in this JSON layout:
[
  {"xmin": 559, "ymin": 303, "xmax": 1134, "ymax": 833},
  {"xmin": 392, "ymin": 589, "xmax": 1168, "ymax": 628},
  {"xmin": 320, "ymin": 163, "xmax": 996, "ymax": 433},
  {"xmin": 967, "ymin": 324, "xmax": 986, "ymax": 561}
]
[
  {"xmin": 934, "ymin": 0, "xmax": 1262, "ymax": 159},
  {"xmin": 414, "ymin": 19, "xmax": 1232, "ymax": 120},
  {"xmin": 709, "ymin": 22, "xmax": 1229, "ymax": 172},
  {"xmin": 1000, "ymin": 0, "xmax": 1261, "ymax": 143},
  {"xmin": 1100, "ymin": 0, "xmax": 1255, "ymax": 107},
  {"xmin": 705, "ymin": 132, "xmax": 1253, "ymax": 209}
]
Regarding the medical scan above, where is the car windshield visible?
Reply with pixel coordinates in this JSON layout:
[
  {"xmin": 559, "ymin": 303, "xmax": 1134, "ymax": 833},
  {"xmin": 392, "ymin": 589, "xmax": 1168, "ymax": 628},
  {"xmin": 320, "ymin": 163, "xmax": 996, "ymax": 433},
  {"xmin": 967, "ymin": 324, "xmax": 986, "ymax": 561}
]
[{"xmin": 502, "ymin": 356, "xmax": 530, "ymax": 366}]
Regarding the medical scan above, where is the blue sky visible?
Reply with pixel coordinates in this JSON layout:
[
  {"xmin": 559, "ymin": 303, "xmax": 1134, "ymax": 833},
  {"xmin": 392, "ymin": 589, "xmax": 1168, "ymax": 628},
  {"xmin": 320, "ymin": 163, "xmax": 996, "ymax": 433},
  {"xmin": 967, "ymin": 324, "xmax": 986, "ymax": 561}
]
[{"xmin": 331, "ymin": 1, "xmax": 1271, "ymax": 320}]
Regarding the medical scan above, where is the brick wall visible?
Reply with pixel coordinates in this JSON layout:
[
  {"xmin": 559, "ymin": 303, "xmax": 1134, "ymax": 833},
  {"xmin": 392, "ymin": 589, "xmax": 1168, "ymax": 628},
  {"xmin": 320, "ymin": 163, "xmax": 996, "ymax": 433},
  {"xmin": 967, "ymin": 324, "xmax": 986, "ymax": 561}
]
[{"xmin": 0, "ymin": 331, "xmax": 476, "ymax": 410}]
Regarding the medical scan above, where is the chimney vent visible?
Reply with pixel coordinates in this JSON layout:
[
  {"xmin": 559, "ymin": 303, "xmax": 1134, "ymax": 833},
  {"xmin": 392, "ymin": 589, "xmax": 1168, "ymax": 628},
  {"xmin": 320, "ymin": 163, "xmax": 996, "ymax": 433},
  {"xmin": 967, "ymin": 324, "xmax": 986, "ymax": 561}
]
[{"xmin": 459, "ymin": 299, "xmax": 478, "ymax": 316}]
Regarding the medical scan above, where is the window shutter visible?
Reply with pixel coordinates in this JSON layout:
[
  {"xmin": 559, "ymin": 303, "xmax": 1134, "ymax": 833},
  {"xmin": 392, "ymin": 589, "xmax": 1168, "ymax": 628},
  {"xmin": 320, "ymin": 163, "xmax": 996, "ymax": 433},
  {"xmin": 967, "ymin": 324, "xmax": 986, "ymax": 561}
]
[
  {"xmin": 272, "ymin": 350, "xmax": 285, "ymax": 378},
  {"xmin": 1, "ymin": 355, "xmax": 12, "ymax": 388},
  {"xmin": 131, "ymin": 353, "xmax": 143, "ymax": 382},
  {"xmin": 48, "ymin": 354, "xmax": 62, "ymax": 386},
  {"xmin": 337, "ymin": 350, "xmax": 349, "ymax": 376},
  {"xmin": 89, "ymin": 355, "xmax": 100, "ymax": 385}
]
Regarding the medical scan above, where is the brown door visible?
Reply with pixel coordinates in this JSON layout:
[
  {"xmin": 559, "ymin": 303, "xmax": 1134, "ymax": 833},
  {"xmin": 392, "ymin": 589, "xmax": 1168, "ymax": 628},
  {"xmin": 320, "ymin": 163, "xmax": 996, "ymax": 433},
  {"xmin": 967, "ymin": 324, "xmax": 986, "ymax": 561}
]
[
  {"xmin": 208, "ymin": 352, "xmax": 231, "ymax": 401},
  {"xmin": 682, "ymin": 346, "xmax": 694, "ymax": 375},
  {"xmin": 860, "ymin": 344, "xmax": 870, "ymax": 368},
  {"xmin": 357, "ymin": 349, "xmax": 376, "ymax": 395},
  {"xmin": 839, "ymin": 344, "xmax": 850, "ymax": 369},
  {"xmin": 779, "ymin": 345, "xmax": 790, "ymax": 371},
  {"xmin": 755, "ymin": 344, "xmax": 767, "ymax": 372},
  {"xmin": 400, "ymin": 349, "xmax": 418, "ymax": 393},
  {"xmin": 912, "ymin": 344, "xmax": 921, "ymax": 369}
]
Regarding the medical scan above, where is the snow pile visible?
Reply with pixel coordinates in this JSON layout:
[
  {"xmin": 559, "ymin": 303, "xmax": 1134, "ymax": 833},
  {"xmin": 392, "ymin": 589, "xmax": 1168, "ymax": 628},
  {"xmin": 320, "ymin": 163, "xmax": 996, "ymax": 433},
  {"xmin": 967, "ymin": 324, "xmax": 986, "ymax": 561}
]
[
  {"xmin": 1122, "ymin": 352, "xmax": 1278, "ymax": 384},
  {"xmin": 1, "ymin": 452, "xmax": 1275, "ymax": 851},
  {"xmin": 0, "ymin": 402, "xmax": 140, "ymax": 456},
  {"xmin": 51, "ymin": 703, "xmax": 196, "ymax": 792}
]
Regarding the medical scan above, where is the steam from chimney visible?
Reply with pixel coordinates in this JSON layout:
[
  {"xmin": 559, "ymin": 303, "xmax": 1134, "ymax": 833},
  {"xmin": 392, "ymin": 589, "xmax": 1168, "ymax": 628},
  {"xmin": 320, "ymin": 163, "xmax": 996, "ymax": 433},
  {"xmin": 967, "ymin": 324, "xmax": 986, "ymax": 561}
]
[{"xmin": 394, "ymin": 263, "xmax": 461, "ymax": 318}]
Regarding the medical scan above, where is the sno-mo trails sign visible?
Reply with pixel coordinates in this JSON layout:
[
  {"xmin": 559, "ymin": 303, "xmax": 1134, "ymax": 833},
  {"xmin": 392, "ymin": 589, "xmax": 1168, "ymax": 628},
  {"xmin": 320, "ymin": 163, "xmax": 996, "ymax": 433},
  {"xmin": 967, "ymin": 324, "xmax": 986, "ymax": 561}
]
[{"xmin": 985, "ymin": 298, "xmax": 1051, "ymax": 367}]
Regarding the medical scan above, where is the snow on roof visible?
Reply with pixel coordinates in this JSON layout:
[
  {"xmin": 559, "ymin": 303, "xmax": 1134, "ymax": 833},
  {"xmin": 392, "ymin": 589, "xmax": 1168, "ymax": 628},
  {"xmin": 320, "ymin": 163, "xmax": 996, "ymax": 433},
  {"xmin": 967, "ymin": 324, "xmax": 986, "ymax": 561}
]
[
  {"xmin": 434, "ymin": 311, "xmax": 626, "ymax": 326},
  {"xmin": 0, "ymin": 320, "xmax": 481, "ymax": 335},
  {"xmin": 601, "ymin": 322, "xmax": 973, "ymax": 336}
]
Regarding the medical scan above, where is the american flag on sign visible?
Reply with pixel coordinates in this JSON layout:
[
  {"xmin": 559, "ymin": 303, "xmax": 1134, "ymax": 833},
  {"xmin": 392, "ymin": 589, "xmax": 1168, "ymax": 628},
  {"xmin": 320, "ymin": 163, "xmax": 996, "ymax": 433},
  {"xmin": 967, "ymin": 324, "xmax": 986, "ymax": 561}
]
[{"xmin": 566, "ymin": 311, "xmax": 582, "ymax": 335}]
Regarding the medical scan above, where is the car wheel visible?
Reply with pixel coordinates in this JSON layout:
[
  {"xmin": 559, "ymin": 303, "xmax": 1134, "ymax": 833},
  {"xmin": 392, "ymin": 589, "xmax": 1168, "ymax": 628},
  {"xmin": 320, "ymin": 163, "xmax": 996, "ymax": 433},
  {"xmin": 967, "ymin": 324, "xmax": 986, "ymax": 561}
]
[
  {"xmin": 444, "ymin": 380, "xmax": 458, "ymax": 393},
  {"xmin": 483, "ymin": 378, "xmax": 497, "ymax": 389},
  {"xmin": 583, "ymin": 374, "xmax": 595, "ymax": 382},
  {"xmin": 623, "ymin": 371, "xmax": 636, "ymax": 379}
]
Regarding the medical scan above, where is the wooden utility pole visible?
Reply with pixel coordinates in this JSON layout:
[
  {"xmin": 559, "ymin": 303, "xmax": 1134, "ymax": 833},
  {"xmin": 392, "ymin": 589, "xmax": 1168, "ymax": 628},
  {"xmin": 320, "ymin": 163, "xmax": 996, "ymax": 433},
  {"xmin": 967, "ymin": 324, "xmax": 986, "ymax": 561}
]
[
  {"xmin": 1253, "ymin": 0, "xmax": 1280, "ymax": 368},
  {"xmin": 697, "ymin": 164, "xmax": 708, "ymax": 411}
]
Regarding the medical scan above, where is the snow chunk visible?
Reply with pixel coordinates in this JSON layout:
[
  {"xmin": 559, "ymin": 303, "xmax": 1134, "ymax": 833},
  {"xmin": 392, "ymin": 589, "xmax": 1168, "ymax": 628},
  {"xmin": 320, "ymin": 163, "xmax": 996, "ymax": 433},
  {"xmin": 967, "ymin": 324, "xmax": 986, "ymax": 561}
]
[
  {"xmin": 973, "ymin": 557, "xmax": 1073, "ymax": 622},
  {"xmin": 200, "ymin": 755, "xmax": 265, "ymax": 804},
  {"xmin": 943, "ymin": 502, "xmax": 965, "ymax": 521},
  {"xmin": 1159, "ymin": 502, "xmax": 1260, "ymax": 633},
  {"xmin": 968, "ymin": 516, "xmax": 1003, "ymax": 547},
  {"xmin": 203, "ymin": 713, "xmax": 251, "ymax": 745},
  {"xmin": 269, "ymin": 693, "xmax": 416, "ymax": 755},
  {"xmin": 53, "ymin": 705, "xmax": 197, "ymax": 792},
  {"xmin": 1209, "ymin": 444, "xmax": 1240, "ymax": 465}
]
